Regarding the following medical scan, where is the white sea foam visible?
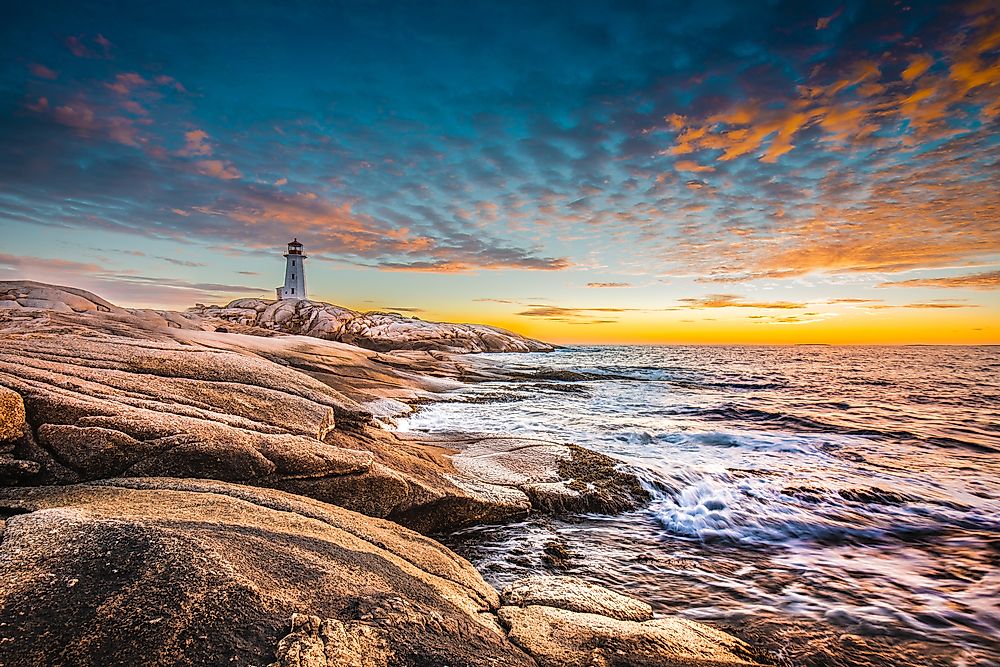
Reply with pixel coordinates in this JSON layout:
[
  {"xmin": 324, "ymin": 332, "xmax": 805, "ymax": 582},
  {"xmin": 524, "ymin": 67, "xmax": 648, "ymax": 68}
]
[{"xmin": 406, "ymin": 345, "xmax": 1000, "ymax": 665}]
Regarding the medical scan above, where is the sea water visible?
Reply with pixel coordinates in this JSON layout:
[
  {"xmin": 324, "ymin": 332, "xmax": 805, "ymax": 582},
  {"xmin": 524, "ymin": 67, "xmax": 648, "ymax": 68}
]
[{"xmin": 394, "ymin": 345, "xmax": 1000, "ymax": 667}]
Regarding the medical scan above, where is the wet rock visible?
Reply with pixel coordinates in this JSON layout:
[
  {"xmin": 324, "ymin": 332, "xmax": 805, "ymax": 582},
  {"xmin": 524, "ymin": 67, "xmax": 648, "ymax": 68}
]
[
  {"xmin": 0, "ymin": 479, "xmax": 535, "ymax": 667},
  {"xmin": 542, "ymin": 540, "xmax": 573, "ymax": 569},
  {"xmin": 499, "ymin": 604, "xmax": 758, "ymax": 667},
  {"xmin": 556, "ymin": 445, "xmax": 651, "ymax": 513},
  {"xmin": 501, "ymin": 576, "xmax": 653, "ymax": 622}
]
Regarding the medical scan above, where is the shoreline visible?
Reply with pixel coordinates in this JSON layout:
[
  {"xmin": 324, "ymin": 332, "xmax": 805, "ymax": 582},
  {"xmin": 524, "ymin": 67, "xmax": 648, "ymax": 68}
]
[{"xmin": 0, "ymin": 280, "xmax": 762, "ymax": 666}]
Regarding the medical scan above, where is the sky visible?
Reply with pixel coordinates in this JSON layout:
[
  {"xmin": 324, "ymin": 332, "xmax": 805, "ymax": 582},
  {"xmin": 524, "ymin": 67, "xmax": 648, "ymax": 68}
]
[{"xmin": 1, "ymin": 0, "xmax": 998, "ymax": 344}]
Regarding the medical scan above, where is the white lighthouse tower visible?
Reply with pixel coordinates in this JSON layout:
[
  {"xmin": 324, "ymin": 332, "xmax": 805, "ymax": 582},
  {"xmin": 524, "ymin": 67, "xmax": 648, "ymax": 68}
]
[{"xmin": 275, "ymin": 238, "xmax": 307, "ymax": 300}]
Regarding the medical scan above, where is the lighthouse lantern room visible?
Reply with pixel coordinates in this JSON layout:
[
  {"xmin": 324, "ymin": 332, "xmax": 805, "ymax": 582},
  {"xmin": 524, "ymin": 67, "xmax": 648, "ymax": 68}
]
[{"xmin": 276, "ymin": 238, "xmax": 307, "ymax": 300}]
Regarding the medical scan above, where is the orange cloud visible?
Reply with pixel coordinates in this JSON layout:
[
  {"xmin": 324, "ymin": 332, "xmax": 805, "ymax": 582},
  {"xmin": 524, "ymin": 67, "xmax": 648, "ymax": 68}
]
[
  {"xmin": 663, "ymin": 4, "xmax": 999, "ymax": 163},
  {"xmin": 195, "ymin": 160, "xmax": 242, "ymax": 180},
  {"xmin": 878, "ymin": 270, "xmax": 1000, "ymax": 290},
  {"xmin": 674, "ymin": 160, "xmax": 715, "ymax": 173},
  {"xmin": 179, "ymin": 129, "xmax": 213, "ymax": 156},
  {"xmin": 902, "ymin": 54, "xmax": 935, "ymax": 82},
  {"xmin": 678, "ymin": 294, "xmax": 807, "ymax": 309}
]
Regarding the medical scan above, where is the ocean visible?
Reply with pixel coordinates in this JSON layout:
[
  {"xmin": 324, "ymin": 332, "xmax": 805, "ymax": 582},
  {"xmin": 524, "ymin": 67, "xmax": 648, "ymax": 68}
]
[{"xmin": 394, "ymin": 345, "xmax": 1000, "ymax": 667}]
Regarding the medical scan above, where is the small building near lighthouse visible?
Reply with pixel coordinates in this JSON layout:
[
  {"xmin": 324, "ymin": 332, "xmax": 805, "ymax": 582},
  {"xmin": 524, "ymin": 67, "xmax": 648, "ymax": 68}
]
[{"xmin": 275, "ymin": 238, "xmax": 307, "ymax": 300}]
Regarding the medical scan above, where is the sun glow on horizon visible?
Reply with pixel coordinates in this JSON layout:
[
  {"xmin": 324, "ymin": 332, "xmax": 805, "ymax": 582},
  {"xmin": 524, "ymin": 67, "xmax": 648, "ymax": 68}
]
[{"xmin": 0, "ymin": 0, "xmax": 997, "ymax": 345}]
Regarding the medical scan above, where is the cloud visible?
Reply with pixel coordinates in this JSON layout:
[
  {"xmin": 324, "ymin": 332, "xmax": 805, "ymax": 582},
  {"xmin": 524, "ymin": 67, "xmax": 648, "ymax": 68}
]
[
  {"xmin": 896, "ymin": 302, "xmax": 979, "ymax": 309},
  {"xmin": 4, "ymin": 0, "xmax": 998, "ymax": 297},
  {"xmin": 65, "ymin": 34, "xmax": 113, "ymax": 59},
  {"xmin": 826, "ymin": 298, "xmax": 883, "ymax": 304},
  {"xmin": 195, "ymin": 160, "xmax": 242, "ymax": 180},
  {"xmin": 377, "ymin": 254, "xmax": 570, "ymax": 273},
  {"xmin": 102, "ymin": 274, "xmax": 265, "ymax": 294},
  {"xmin": 678, "ymin": 294, "xmax": 807, "ymax": 309},
  {"xmin": 105, "ymin": 72, "xmax": 148, "ymax": 96},
  {"xmin": 815, "ymin": 7, "xmax": 843, "ymax": 30},
  {"xmin": 178, "ymin": 130, "xmax": 213, "ymax": 157},
  {"xmin": 660, "ymin": 3, "xmax": 999, "ymax": 171},
  {"xmin": 514, "ymin": 304, "xmax": 631, "ymax": 323},
  {"xmin": 902, "ymin": 54, "xmax": 935, "ymax": 82},
  {"xmin": 673, "ymin": 160, "xmax": 714, "ymax": 173},
  {"xmin": 378, "ymin": 306, "xmax": 424, "ymax": 313},
  {"xmin": 586, "ymin": 282, "xmax": 632, "ymax": 288},
  {"xmin": 155, "ymin": 256, "xmax": 206, "ymax": 267},
  {"xmin": 0, "ymin": 253, "xmax": 102, "ymax": 274},
  {"xmin": 28, "ymin": 63, "xmax": 57, "ymax": 80},
  {"xmin": 877, "ymin": 270, "xmax": 1000, "ymax": 290}
]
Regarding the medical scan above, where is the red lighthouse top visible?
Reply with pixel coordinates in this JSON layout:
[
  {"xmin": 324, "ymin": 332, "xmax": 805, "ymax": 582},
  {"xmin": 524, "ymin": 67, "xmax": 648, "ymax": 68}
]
[{"xmin": 286, "ymin": 238, "xmax": 303, "ymax": 255}]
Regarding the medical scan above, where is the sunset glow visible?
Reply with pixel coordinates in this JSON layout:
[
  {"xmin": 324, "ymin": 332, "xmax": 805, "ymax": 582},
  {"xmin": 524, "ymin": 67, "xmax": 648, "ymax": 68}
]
[{"xmin": 1, "ymin": 0, "xmax": 998, "ymax": 343}]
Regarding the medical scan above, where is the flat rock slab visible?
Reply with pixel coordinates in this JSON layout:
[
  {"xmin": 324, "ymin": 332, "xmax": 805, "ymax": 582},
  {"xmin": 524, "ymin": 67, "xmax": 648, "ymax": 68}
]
[
  {"xmin": 499, "ymin": 604, "xmax": 759, "ymax": 667},
  {"xmin": 501, "ymin": 576, "xmax": 653, "ymax": 622}
]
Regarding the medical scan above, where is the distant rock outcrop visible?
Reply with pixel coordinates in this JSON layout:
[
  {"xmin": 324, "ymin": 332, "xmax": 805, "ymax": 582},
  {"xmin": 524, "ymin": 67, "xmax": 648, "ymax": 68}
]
[{"xmin": 192, "ymin": 297, "xmax": 554, "ymax": 353}]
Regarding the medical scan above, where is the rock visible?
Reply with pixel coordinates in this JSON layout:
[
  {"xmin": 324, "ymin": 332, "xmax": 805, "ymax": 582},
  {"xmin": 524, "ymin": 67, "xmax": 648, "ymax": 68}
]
[
  {"xmin": 499, "ymin": 604, "xmax": 758, "ymax": 667},
  {"xmin": 269, "ymin": 613, "xmax": 393, "ymax": 667},
  {"xmin": 0, "ymin": 385, "xmax": 25, "ymax": 447},
  {"xmin": 0, "ymin": 282, "xmax": 647, "ymax": 534},
  {"xmin": 191, "ymin": 297, "xmax": 553, "ymax": 353},
  {"xmin": 0, "ymin": 280, "xmax": 122, "ymax": 314},
  {"xmin": 0, "ymin": 455, "xmax": 41, "ymax": 484},
  {"xmin": 501, "ymin": 576, "xmax": 653, "ymax": 622},
  {"xmin": 542, "ymin": 540, "xmax": 573, "ymax": 569},
  {"xmin": 0, "ymin": 479, "xmax": 535, "ymax": 667}
]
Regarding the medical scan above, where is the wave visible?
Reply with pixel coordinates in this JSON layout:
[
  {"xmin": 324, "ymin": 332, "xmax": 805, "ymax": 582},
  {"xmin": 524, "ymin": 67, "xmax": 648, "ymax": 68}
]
[{"xmin": 647, "ymin": 468, "xmax": 991, "ymax": 547}]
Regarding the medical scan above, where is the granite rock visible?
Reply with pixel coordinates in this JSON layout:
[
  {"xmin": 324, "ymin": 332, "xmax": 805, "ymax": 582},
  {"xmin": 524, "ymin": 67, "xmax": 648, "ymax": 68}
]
[
  {"xmin": 501, "ymin": 576, "xmax": 653, "ymax": 622},
  {"xmin": 0, "ymin": 479, "xmax": 534, "ymax": 667},
  {"xmin": 193, "ymin": 297, "xmax": 553, "ymax": 353},
  {"xmin": 499, "ymin": 604, "xmax": 758, "ymax": 667}
]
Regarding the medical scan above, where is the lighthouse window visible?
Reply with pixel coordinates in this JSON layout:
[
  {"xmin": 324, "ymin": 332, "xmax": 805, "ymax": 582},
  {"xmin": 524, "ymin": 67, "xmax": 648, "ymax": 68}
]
[
  {"xmin": 292, "ymin": 274, "xmax": 295, "ymax": 279},
  {"xmin": 291, "ymin": 288, "xmax": 295, "ymax": 294},
  {"xmin": 292, "ymin": 260, "xmax": 295, "ymax": 266}
]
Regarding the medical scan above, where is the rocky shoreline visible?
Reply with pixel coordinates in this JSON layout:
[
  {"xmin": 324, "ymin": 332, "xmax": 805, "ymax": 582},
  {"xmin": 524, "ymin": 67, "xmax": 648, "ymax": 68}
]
[{"xmin": 0, "ymin": 280, "xmax": 763, "ymax": 666}]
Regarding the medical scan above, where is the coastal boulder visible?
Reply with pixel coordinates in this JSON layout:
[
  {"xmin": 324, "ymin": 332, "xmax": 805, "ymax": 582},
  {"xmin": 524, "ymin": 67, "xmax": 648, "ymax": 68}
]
[
  {"xmin": 499, "ymin": 604, "xmax": 758, "ymax": 667},
  {"xmin": 0, "ymin": 478, "xmax": 536, "ymax": 667},
  {"xmin": 501, "ymin": 576, "xmax": 653, "ymax": 622}
]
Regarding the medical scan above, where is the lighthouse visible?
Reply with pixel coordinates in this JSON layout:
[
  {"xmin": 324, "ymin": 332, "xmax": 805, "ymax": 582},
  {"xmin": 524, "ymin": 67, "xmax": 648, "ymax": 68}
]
[{"xmin": 275, "ymin": 238, "xmax": 307, "ymax": 300}]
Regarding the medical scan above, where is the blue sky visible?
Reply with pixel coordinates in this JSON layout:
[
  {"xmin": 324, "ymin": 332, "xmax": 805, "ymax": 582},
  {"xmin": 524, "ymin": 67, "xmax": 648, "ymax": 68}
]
[{"xmin": 1, "ymin": 0, "xmax": 998, "ymax": 342}]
